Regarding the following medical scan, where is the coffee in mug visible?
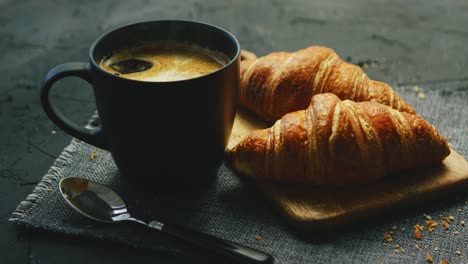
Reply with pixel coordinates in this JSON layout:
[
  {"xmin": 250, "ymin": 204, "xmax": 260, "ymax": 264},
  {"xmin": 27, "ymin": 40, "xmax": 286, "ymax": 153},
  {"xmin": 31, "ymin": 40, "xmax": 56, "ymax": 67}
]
[{"xmin": 99, "ymin": 41, "xmax": 230, "ymax": 82}]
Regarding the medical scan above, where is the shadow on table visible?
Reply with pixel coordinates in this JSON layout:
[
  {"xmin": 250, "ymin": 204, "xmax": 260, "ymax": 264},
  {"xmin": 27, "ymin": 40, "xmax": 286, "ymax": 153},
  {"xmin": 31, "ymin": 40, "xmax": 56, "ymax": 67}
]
[{"xmin": 13, "ymin": 224, "xmax": 239, "ymax": 264}]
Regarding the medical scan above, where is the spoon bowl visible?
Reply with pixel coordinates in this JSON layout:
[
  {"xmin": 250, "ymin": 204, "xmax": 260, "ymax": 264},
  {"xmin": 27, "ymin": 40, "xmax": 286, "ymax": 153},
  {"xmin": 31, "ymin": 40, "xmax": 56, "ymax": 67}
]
[
  {"xmin": 59, "ymin": 176, "xmax": 273, "ymax": 264},
  {"xmin": 59, "ymin": 177, "xmax": 143, "ymax": 224}
]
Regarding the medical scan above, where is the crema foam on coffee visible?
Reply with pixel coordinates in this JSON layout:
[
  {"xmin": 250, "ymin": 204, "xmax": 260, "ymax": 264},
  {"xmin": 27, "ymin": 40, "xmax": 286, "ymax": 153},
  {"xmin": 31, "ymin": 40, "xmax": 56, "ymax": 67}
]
[{"xmin": 100, "ymin": 41, "xmax": 230, "ymax": 82}]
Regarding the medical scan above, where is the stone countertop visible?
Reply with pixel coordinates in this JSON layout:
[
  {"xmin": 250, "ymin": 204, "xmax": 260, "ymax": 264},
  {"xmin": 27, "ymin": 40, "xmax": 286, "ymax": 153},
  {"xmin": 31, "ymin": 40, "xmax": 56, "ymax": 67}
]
[{"xmin": 1, "ymin": 0, "xmax": 467, "ymax": 263}]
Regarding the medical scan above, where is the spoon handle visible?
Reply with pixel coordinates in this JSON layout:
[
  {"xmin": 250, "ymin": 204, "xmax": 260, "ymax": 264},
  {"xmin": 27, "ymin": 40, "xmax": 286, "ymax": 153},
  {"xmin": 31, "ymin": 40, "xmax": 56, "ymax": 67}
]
[{"xmin": 148, "ymin": 221, "xmax": 274, "ymax": 264}]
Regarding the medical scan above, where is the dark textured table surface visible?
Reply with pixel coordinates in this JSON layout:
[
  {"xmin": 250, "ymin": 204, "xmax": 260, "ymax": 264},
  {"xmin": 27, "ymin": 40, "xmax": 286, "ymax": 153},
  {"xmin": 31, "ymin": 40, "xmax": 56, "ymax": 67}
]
[{"xmin": 1, "ymin": 0, "xmax": 467, "ymax": 263}]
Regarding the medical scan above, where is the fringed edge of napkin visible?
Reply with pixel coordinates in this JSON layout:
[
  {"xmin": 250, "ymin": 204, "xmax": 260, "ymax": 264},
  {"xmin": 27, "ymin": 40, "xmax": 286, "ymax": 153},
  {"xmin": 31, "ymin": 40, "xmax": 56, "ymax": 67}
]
[
  {"xmin": 9, "ymin": 138, "xmax": 80, "ymax": 223},
  {"xmin": 9, "ymin": 113, "xmax": 100, "ymax": 223}
]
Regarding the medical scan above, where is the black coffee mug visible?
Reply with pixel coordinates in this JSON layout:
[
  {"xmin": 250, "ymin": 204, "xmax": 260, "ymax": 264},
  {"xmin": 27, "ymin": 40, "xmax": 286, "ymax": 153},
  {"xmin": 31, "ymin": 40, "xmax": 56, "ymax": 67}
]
[{"xmin": 41, "ymin": 20, "xmax": 240, "ymax": 188}]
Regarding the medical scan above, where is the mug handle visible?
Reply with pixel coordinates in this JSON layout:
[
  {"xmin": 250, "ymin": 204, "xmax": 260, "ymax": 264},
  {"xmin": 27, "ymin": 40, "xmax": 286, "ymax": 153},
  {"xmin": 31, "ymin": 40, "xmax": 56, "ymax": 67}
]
[{"xmin": 41, "ymin": 62, "xmax": 109, "ymax": 150}]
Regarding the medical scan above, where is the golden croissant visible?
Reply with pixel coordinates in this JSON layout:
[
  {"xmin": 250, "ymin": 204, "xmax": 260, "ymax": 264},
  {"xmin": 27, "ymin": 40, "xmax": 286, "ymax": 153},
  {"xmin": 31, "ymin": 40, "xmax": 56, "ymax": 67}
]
[
  {"xmin": 227, "ymin": 93, "xmax": 450, "ymax": 186},
  {"xmin": 240, "ymin": 46, "xmax": 415, "ymax": 122}
]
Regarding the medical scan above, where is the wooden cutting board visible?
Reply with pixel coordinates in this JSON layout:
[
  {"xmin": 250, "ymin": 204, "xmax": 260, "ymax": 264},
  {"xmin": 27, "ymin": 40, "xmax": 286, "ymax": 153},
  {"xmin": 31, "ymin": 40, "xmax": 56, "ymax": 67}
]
[{"xmin": 226, "ymin": 108, "xmax": 468, "ymax": 231}]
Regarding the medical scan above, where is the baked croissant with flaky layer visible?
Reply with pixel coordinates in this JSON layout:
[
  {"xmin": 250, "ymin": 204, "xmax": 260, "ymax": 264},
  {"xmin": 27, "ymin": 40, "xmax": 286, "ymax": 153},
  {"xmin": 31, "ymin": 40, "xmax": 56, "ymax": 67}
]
[
  {"xmin": 227, "ymin": 93, "xmax": 449, "ymax": 186},
  {"xmin": 240, "ymin": 46, "xmax": 415, "ymax": 122}
]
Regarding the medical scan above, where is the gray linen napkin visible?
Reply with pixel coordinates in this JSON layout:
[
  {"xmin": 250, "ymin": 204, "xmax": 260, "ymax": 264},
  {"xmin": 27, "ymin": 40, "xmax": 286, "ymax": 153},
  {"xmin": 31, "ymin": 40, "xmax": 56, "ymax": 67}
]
[{"xmin": 10, "ymin": 84, "xmax": 468, "ymax": 264}]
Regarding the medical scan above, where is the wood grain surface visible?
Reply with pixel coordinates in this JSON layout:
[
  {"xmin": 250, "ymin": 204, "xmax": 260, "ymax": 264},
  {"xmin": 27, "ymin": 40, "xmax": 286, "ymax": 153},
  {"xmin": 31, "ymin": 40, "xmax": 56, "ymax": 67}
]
[{"xmin": 227, "ymin": 108, "xmax": 468, "ymax": 230}]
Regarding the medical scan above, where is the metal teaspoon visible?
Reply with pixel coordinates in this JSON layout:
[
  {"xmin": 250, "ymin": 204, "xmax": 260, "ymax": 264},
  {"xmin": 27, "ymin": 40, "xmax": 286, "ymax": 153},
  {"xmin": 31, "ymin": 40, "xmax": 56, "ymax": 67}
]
[{"xmin": 59, "ymin": 176, "xmax": 273, "ymax": 264}]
